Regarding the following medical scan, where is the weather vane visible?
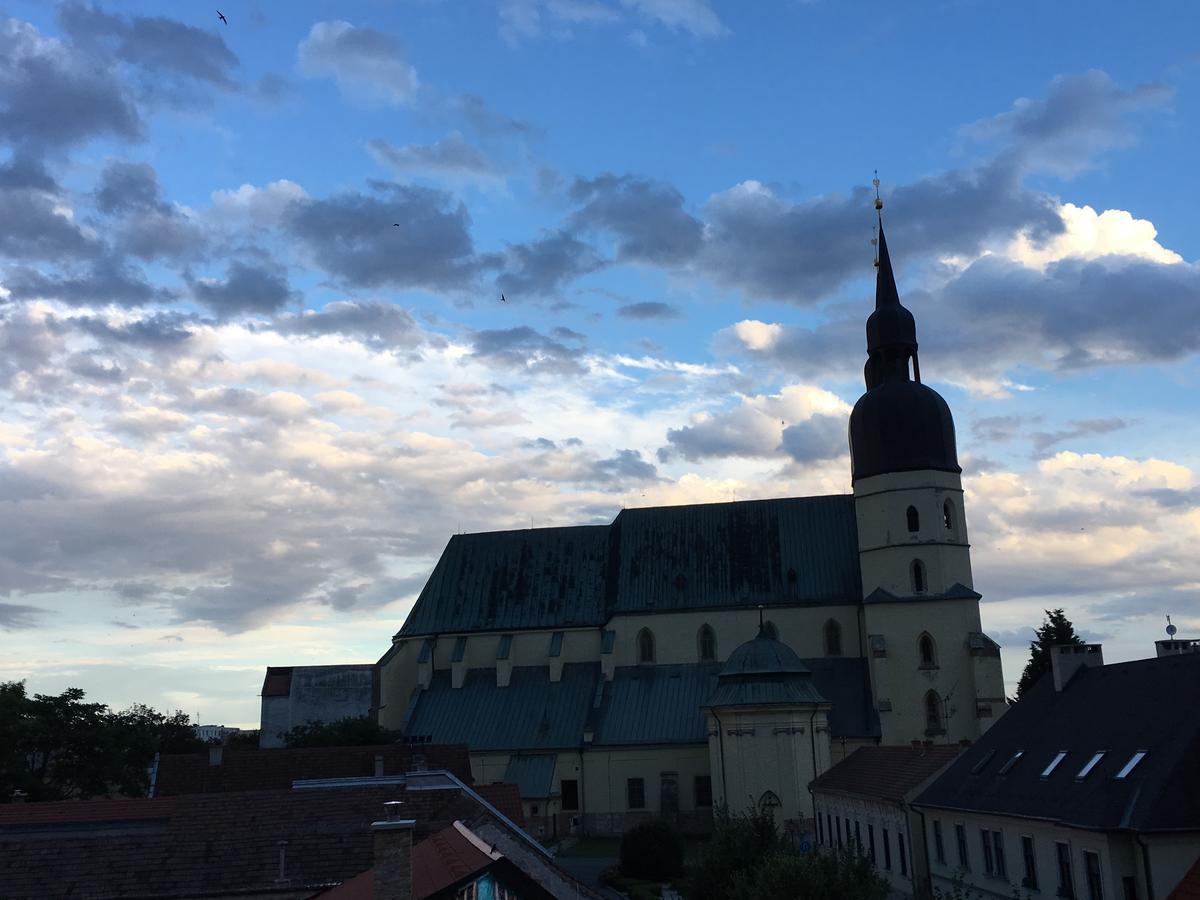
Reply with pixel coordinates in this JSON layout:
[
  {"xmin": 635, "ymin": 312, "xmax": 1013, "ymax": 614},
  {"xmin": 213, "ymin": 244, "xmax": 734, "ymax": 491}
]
[
  {"xmin": 871, "ymin": 171, "xmax": 882, "ymax": 268},
  {"xmin": 873, "ymin": 170, "xmax": 883, "ymax": 211}
]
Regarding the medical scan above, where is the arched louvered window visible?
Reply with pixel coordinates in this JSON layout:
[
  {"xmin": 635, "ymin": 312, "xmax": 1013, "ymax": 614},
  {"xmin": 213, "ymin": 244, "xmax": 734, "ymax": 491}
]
[
  {"xmin": 763, "ymin": 620, "xmax": 779, "ymax": 640},
  {"xmin": 698, "ymin": 625, "xmax": 717, "ymax": 662},
  {"xmin": 925, "ymin": 690, "xmax": 943, "ymax": 733},
  {"xmin": 823, "ymin": 619, "xmax": 842, "ymax": 656},
  {"xmin": 918, "ymin": 632, "xmax": 937, "ymax": 669},
  {"xmin": 906, "ymin": 505, "xmax": 920, "ymax": 533},
  {"xmin": 911, "ymin": 559, "xmax": 927, "ymax": 594},
  {"xmin": 637, "ymin": 628, "xmax": 655, "ymax": 664},
  {"xmin": 943, "ymin": 500, "xmax": 954, "ymax": 531},
  {"xmin": 759, "ymin": 790, "xmax": 781, "ymax": 814}
]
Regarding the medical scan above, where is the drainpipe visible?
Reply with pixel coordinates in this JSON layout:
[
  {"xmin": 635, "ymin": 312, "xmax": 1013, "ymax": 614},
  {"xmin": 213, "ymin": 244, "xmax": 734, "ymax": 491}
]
[
  {"xmin": 913, "ymin": 805, "xmax": 930, "ymax": 900},
  {"xmin": 579, "ymin": 748, "xmax": 587, "ymax": 837},
  {"xmin": 808, "ymin": 707, "xmax": 819, "ymax": 783},
  {"xmin": 1137, "ymin": 834, "xmax": 1155, "ymax": 900},
  {"xmin": 712, "ymin": 710, "xmax": 728, "ymax": 802}
]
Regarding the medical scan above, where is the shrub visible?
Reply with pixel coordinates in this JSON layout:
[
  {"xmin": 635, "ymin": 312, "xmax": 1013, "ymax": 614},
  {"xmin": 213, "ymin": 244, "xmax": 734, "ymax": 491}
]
[{"xmin": 620, "ymin": 818, "xmax": 685, "ymax": 880}]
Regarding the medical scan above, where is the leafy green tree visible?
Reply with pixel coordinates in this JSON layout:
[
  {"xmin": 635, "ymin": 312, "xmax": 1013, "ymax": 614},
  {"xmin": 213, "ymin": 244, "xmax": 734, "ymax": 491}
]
[
  {"xmin": 685, "ymin": 805, "xmax": 780, "ymax": 900},
  {"xmin": 225, "ymin": 729, "xmax": 261, "ymax": 750},
  {"xmin": 280, "ymin": 715, "xmax": 399, "ymax": 748},
  {"xmin": 1015, "ymin": 609, "xmax": 1085, "ymax": 699},
  {"xmin": 728, "ymin": 847, "xmax": 889, "ymax": 900},
  {"xmin": 620, "ymin": 818, "xmax": 685, "ymax": 880}
]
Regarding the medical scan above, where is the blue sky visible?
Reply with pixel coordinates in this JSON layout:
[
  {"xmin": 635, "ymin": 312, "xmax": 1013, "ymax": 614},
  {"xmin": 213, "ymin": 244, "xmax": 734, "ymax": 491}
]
[{"xmin": 1, "ymin": 1, "xmax": 1198, "ymax": 727}]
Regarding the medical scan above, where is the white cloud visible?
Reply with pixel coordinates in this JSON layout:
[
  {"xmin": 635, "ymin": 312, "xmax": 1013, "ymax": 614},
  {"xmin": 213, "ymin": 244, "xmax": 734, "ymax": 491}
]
[
  {"xmin": 297, "ymin": 21, "xmax": 419, "ymax": 107},
  {"xmin": 1006, "ymin": 203, "xmax": 1182, "ymax": 268}
]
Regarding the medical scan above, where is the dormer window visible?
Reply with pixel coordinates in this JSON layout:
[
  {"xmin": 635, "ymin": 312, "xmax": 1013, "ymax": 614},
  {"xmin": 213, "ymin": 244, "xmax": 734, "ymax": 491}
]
[
  {"xmin": 1075, "ymin": 752, "xmax": 1105, "ymax": 781},
  {"xmin": 1040, "ymin": 751, "xmax": 1068, "ymax": 778},
  {"xmin": 1115, "ymin": 751, "xmax": 1147, "ymax": 779},
  {"xmin": 907, "ymin": 506, "xmax": 920, "ymax": 533}
]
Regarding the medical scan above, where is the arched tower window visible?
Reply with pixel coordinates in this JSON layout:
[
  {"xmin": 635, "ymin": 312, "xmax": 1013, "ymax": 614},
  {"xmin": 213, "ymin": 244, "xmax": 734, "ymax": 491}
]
[
  {"xmin": 924, "ymin": 690, "xmax": 943, "ymax": 734},
  {"xmin": 758, "ymin": 790, "xmax": 781, "ymax": 814},
  {"xmin": 918, "ymin": 632, "xmax": 938, "ymax": 669},
  {"xmin": 698, "ymin": 625, "xmax": 717, "ymax": 662},
  {"xmin": 911, "ymin": 559, "xmax": 927, "ymax": 594},
  {"xmin": 906, "ymin": 505, "xmax": 920, "ymax": 533},
  {"xmin": 823, "ymin": 619, "xmax": 842, "ymax": 656},
  {"xmin": 637, "ymin": 628, "xmax": 655, "ymax": 664},
  {"xmin": 943, "ymin": 500, "xmax": 954, "ymax": 532},
  {"xmin": 763, "ymin": 620, "xmax": 779, "ymax": 640}
]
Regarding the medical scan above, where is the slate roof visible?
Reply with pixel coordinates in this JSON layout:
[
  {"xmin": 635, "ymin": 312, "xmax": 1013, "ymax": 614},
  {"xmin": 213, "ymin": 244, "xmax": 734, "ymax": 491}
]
[
  {"xmin": 153, "ymin": 744, "xmax": 473, "ymax": 796},
  {"xmin": 810, "ymin": 745, "xmax": 963, "ymax": 803},
  {"xmin": 402, "ymin": 658, "xmax": 880, "ymax": 750},
  {"xmin": 504, "ymin": 754, "xmax": 558, "ymax": 799},
  {"xmin": 914, "ymin": 653, "xmax": 1200, "ymax": 831},
  {"xmin": 398, "ymin": 495, "xmax": 862, "ymax": 636},
  {"xmin": 0, "ymin": 779, "xmax": 521, "ymax": 900}
]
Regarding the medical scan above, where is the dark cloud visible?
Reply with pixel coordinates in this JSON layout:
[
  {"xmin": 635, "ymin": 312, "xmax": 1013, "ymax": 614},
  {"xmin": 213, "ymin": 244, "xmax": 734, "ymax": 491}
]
[
  {"xmin": 496, "ymin": 231, "xmax": 603, "ymax": 297},
  {"xmin": 0, "ymin": 18, "xmax": 143, "ymax": 151},
  {"xmin": 190, "ymin": 262, "xmax": 296, "ymax": 316},
  {"xmin": 288, "ymin": 185, "xmax": 482, "ymax": 290},
  {"xmin": 0, "ymin": 182, "xmax": 97, "ymax": 261},
  {"xmin": 550, "ymin": 326, "xmax": 586, "ymax": 342},
  {"xmin": 964, "ymin": 69, "xmax": 1172, "ymax": 177},
  {"xmin": 368, "ymin": 134, "xmax": 501, "ymax": 181},
  {"xmin": 972, "ymin": 415, "xmax": 1029, "ymax": 444},
  {"xmin": 95, "ymin": 160, "xmax": 167, "ymax": 214},
  {"xmin": 569, "ymin": 173, "xmax": 702, "ymax": 265},
  {"xmin": 588, "ymin": 449, "xmax": 657, "ymax": 483},
  {"xmin": 1031, "ymin": 417, "xmax": 1132, "ymax": 452},
  {"xmin": 617, "ymin": 301, "xmax": 681, "ymax": 320},
  {"xmin": 3, "ymin": 259, "xmax": 175, "ymax": 307},
  {"xmin": 66, "ymin": 351, "xmax": 124, "ymax": 383},
  {"xmin": 0, "ymin": 154, "xmax": 57, "ymax": 190},
  {"xmin": 1137, "ymin": 488, "xmax": 1200, "ymax": 509},
  {"xmin": 297, "ymin": 20, "xmax": 418, "ymax": 106},
  {"xmin": 779, "ymin": 414, "xmax": 848, "ymax": 463},
  {"xmin": 273, "ymin": 299, "xmax": 426, "ymax": 352},
  {"xmin": 470, "ymin": 325, "xmax": 587, "ymax": 376},
  {"xmin": 449, "ymin": 92, "xmax": 531, "ymax": 138},
  {"xmin": 59, "ymin": 3, "xmax": 240, "ymax": 90},
  {"xmin": 0, "ymin": 602, "xmax": 43, "ymax": 629}
]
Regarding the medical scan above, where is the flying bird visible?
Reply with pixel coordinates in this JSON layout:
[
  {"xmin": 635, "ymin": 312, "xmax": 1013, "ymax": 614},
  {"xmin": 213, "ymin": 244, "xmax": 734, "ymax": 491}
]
[
  {"xmin": 499, "ymin": 294, "xmax": 506, "ymax": 303},
  {"xmin": 393, "ymin": 223, "xmax": 400, "ymax": 227},
  {"xmin": 217, "ymin": 10, "xmax": 227, "ymax": 25}
]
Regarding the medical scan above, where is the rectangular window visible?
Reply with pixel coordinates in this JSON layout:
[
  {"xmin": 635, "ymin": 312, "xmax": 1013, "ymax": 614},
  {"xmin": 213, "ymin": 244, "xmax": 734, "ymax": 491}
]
[
  {"xmin": 1122, "ymin": 875, "xmax": 1137, "ymax": 900},
  {"xmin": 1042, "ymin": 750, "xmax": 1068, "ymax": 778},
  {"xmin": 561, "ymin": 779, "xmax": 579, "ymax": 811},
  {"xmin": 846, "ymin": 817, "xmax": 852, "ymax": 848},
  {"xmin": 868, "ymin": 823, "xmax": 876, "ymax": 864},
  {"xmin": 836, "ymin": 816, "xmax": 843, "ymax": 850},
  {"xmin": 981, "ymin": 829, "xmax": 994, "ymax": 877},
  {"xmin": 933, "ymin": 820, "xmax": 945, "ymax": 864},
  {"xmin": 627, "ymin": 777, "xmax": 644, "ymax": 809},
  {"xmin": 855, "ymin": 820, "xmax": 862, "ymax": 854},
  {"xmin": 1076, "ymin": 752, "xmax": 1106, "ymax": 781},
  {"xmin": 817, "ymin": 807, "xmax": 824, "ymax": 845},
  {"xmin": 883, "ymin": 827, "xmax": 892, "ymax": 870},
  {"xmin": 827, "ymin": 813, "xmax": 833, "ymax": 848},
  {"xmin": 993, "ymin": 831, "xmax": 1007, "ymax": 880},
  {"xmin": 999, "ymin": 751, "xmax": 1024, "ymax": 775},
  {"xmin": 899, "ymin": 832, "xmax": 908, "ymax": 876},
  {"xmin": 1057, "ymin": 841, "xmax": 1075, "ymax": 899},
  {"xmin": 694, "ymin": 775, "xmax": 712, "ymax": 808},
  {"xmin": 1022, "ymin": 835, "xmax": 1038, "ymax": 891},
  {"xmin": 1084, "ymin": 851, "xmax": 1104, "ymax": 900},
  {"xmin": 956, "ymin": 824, "xmax": 969, "ymax": 870}
]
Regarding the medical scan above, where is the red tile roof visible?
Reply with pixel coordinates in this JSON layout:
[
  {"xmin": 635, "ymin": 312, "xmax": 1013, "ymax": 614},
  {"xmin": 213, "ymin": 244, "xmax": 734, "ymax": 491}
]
[
  {"xmin": 412, "ymin": 824, "xmax": 494, "ymax": 898},
  {"xmin": 1170, "ymin": 855, "xmax": 1200, "ymax": 899},
  {"xmin": 153, "ymin": 743, "xmax": 473, "ymax": 795},
  {"xmin": 811, "ymin": 744, "xmax": 963, "ymax": 803},
  {"xmin": 0, "ymin": 797, "xmax": 175, "ymax": 827},
  {"xmin": 473, "ymin": 783, "xmax": 524, "ymax": 826}
]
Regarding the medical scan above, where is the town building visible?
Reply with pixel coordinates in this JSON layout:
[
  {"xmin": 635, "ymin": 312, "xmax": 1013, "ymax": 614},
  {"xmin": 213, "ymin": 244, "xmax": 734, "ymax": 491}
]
[
  {"xmin": 365, "ymin": 216, "xmax": 1007, "ymax": 837},
  {"xmin": 260, "ymin": 664, "xmax": 377, "ymax": 748},
  {"xmin": 912, "ymin": 644, "xmax": 1200, "ymax": 900},
  {"xmin": 810, "ymin": 743, "xmax": 962, "ymax": 896}
]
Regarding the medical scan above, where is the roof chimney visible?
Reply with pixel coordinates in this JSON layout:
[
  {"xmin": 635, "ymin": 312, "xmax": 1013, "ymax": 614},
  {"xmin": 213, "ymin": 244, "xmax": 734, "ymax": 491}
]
[
  {"xmin": 208, "ymin": 745, "xmax": 223, "ymax": 767},
  {"xmin": 1050, "ymin": 643, "xmax": 1104, "ymax": 692},
  {"xmin": 372, "ymin": 801, "xmax": 416, "ymax": 900}
]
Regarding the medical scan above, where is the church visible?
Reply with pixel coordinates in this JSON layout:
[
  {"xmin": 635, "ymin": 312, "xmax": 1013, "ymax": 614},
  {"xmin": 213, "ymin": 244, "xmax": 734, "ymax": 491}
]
[{"xmin": 374, "ymin": 213, "xmax": 1007, "ymax": 839}]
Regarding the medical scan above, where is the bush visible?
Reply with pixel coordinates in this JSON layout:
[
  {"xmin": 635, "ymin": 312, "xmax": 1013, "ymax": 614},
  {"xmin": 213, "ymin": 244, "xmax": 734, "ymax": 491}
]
[
  {"xmin": 619, "ymin": 819, "xmax": 685, "ymax": 881},
  {"xmin": 685, "ymin": 805, "xmax": 779, "ymax": 900}
]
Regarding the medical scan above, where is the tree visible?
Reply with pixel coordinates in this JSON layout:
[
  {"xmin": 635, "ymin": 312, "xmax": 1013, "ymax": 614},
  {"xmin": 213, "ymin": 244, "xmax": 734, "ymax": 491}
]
[
  {"xmin": 620, "ymin": 818, "xmax": 685, "ymax": 880},
  {"xmin": 280, "ymin": 716, "xmax": 399, "ymax": 748},
  {"xmin": 1015, "ymin": 609, "xmax": 1085, "ymax": 699}
]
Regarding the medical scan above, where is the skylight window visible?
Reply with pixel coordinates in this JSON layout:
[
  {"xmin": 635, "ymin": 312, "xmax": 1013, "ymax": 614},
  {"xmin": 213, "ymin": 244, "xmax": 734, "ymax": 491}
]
[
  {"xmin": 998, "ymin": 751, "xmax": 1024, "ymax": 775},
  {"xmin": 971, "ymin": 749, "xmax": 997, "ymax": 774},
  {"xmin": 1040, "ymin": 751, "xmax": 1068, "ymax": 778},
  {"xmin": 1115, "ymin": 751, "xmax": 1147, "ymax": 780},
  {"xmin": 1075, "ymin": 752, "xmax": 1105, "ymax": 780}
]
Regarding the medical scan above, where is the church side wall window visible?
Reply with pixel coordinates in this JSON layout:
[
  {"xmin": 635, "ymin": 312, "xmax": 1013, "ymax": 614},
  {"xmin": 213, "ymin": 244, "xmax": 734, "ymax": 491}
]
[
  {"xmin": 637, "ymin": 628, "xmax": 655, "ymax": 664},
  {"xmin": 698, "ymin": 625, "xmax": 717, "ymax": 662},
  {"xmin": 925, "ymin": 690, "xmax": 944, "ymax": 734},
  {"xmin": 943, "ymin": 499, "xmax": 955, "ymax": 532},
  {"xmin": 759, "ymin": 791, "xmax": 781, "ymax": 815},
  {"xmin": 823, "ymin": 619, "xmax": 842, "ymax": 656},
  {"xmin": 906, "ymin": 505, "xmax": 920, "ymax": 533},
  {"xmin": 919, "ymin": 632, "xmax": 938, "ymax": 669},
  {"xmin": 911, "ymin": 559, "xmax": 927, "ymax": 594}
]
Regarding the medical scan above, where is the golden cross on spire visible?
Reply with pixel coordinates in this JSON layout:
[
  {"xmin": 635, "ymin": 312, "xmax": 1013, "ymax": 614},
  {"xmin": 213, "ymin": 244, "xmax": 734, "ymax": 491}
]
[{"xmin": 873, "ymin": 170, "xmax": 883, "ymax": 211}]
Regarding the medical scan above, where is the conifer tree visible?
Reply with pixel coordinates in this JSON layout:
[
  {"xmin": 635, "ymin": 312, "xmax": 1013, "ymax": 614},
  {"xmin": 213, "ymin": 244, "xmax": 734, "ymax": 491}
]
[{"xmin": 1015, "ymin": 608, "xmax": 1084, "ymax": 699}]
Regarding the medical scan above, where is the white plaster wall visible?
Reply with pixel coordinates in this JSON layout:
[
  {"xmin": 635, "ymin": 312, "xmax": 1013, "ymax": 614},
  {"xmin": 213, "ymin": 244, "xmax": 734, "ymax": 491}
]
[{"xmin": 813, "ymin": 791, "xmax": 918, "ymax": 896}]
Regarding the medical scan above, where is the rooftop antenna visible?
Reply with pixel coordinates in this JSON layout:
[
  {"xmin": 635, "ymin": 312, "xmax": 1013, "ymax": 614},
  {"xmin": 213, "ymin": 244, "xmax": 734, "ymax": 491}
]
[{"xmin": 1166, "ymin": 615, "xmax": 1177, "ymax": 638}]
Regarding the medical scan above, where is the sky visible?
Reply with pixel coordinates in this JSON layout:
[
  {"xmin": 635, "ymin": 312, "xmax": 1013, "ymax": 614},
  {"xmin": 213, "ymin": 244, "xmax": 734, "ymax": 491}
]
[{"xmin": 1, "ymin": 1, "xmax": 1198, "ymax": 728}]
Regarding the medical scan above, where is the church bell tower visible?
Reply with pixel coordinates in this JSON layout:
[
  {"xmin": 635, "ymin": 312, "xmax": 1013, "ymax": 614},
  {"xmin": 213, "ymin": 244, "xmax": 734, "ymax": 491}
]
[{"xmin": 849, "ymin": 190, "xmax": 1004, "ymax": 742}]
